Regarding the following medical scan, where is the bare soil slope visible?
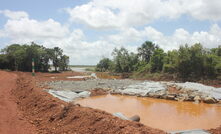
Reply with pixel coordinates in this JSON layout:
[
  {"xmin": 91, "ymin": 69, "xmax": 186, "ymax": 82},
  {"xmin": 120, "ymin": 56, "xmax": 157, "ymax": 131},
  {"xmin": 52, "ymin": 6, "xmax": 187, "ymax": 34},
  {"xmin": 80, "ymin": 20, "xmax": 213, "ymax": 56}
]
[{"xmin": 0, "ymin": 71, "xmax": 36, "ymax": 134}]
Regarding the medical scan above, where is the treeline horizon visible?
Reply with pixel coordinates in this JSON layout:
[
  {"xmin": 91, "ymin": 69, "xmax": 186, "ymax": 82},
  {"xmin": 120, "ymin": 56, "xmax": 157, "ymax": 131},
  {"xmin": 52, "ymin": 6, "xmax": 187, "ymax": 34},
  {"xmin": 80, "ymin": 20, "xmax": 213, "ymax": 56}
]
[
  {"xmin": 96, "ymin": 41, "xmax": 221, "ymax": 79},
  {"xmin": 0, "ymin": 42, "xmax": 69, "ymax": 72}
]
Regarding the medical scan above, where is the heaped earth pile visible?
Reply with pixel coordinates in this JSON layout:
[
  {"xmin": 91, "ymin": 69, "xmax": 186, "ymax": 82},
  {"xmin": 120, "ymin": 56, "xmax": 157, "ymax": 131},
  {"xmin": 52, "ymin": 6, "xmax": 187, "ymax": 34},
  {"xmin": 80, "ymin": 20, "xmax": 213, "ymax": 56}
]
[
  {"xmin": 12, "ymin": 72, "xmax": 166, "ymax": 134},
  {"xmin": 0, "ymin": 71, "xmax": 37, "ymax": 134}
]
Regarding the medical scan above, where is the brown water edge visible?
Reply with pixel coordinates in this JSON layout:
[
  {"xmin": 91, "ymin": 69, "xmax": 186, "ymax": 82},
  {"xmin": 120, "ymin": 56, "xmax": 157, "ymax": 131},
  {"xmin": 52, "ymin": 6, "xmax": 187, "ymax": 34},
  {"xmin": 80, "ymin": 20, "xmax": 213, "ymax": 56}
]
[{"xmin": 75, "ymin": 94, "xmax": 221, "ymax": 131}]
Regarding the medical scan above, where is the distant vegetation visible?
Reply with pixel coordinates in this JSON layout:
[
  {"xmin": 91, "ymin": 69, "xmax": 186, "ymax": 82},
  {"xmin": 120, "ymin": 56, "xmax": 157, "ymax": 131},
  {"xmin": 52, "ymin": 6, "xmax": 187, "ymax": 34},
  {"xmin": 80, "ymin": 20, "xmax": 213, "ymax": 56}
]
[
  {"xmin": 96, "ymin": 41, "xmax": 221, "ymax": 80},
  {"xmin": 69, "ymin": 65, "xmax": 95, "ymax": 67},
  {"xmin": 0, "ymin": 42, "xmax": 69, "ymax": 72}
]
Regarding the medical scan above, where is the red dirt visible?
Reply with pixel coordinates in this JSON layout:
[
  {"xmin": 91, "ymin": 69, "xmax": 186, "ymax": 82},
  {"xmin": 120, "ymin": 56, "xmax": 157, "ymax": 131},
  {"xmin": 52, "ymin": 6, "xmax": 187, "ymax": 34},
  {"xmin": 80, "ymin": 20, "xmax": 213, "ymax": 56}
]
[
  {"xmin": 167, "ymin": 86, "xmax": 183, "ymax": 94},
  {"xmin": 96, "ymin": 72, "xmax": 121, "ymax": 79},
  {"xmin": 90, "ymin": 88, "xmax": 109, "ymax": 96},
  {"xmin": 10, "ymin": 71, "xmax": 166, "ymax": 134},
  {"xmin": 209, "ymin": 126, "xmax": 221, "ymax": 134},
  {"xmin": 34, "ymin": 71, "xmax": 85, "ymax": 81},
  {"xmin": 0, "ymin": 71, "xmax": 37, "ymax": 134}
]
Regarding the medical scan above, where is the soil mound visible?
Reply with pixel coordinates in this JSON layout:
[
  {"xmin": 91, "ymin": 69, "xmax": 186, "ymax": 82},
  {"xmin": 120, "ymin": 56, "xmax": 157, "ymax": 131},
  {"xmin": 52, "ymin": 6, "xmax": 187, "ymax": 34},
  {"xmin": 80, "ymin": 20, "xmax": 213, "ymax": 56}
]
[{"xmin": 0, "ymin": 71, "xmax": 36, "ymax": 134}]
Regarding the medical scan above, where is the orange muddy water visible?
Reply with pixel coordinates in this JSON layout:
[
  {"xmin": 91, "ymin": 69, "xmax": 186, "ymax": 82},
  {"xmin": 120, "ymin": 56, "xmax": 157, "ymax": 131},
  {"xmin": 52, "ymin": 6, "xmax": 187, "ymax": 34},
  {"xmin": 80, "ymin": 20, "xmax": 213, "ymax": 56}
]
[{"xmin": 76, "ymin": 94, "xmax": 221, "ymax": 131}]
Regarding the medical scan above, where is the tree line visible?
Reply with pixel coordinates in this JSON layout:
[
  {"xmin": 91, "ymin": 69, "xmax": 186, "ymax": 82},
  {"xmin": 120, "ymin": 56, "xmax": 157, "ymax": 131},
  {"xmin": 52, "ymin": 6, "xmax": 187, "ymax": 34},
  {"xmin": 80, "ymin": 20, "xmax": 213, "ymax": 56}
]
[
  {"xmin": 96, "ymin": 41, "xmax": 221, "ymax": 79},
  {"xmin": 0, "ymin": 42, "xmax": 69, "ymax": 72}
]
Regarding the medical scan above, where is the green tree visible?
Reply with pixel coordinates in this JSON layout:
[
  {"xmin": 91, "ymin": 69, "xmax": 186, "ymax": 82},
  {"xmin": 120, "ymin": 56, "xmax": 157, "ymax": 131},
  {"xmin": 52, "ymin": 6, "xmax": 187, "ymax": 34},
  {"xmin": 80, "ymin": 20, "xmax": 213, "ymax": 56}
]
[
  {"xmin": 23, "ymin": 42, "xmax": 49, "ymax": 72},
  {"xmin": 59, "ymin": 55, "xmax": 69, "ymax": 71},
  {"xmin": 0, "ymin": 54, "xmax": 9, "ymax": 69},
  {"xmin": 112, "ymin": 47, "xmax": 138, "ymax": 72},
  {"xmin": 177, "ymin": 44, "xmax": 192, "ymax": 78},
  {"xmin": 163, "ymin": 50, "xmax": 178, "ymax": 73},
  {"xmin": 203, "ymin": 54, "xmax": 220, "ymax": 77},
  {"xmin": 3, "ymin": 44, "xmax": 27, "ymax": 71},
  {"xmin": 150, "ymin": 48, "xmax": 165, "ymax": 72},
  {"xmin": 211, "ymin": 45, "xmax": 221, "ymax": 56},
  {"xmin": 96, "ymin": 58, "xmax": 112, "ymax": 72},
  {"xmin": 49, "ymin": 47, "xmax": 63, "ymax": 72},
  {"xmin": 0, "ymin": 43, "xmax": 68, "ymax": 72},
  {"xmin": 137, "ymin": 41, "xmax": 158, "ymax": 63},
  {"xmin": 177, "ymin": 43, "xmax": 205, "ymax": 78},
  {"xmin": 189, "ymin": 43, "xmax": 204, "ymax": 77}
]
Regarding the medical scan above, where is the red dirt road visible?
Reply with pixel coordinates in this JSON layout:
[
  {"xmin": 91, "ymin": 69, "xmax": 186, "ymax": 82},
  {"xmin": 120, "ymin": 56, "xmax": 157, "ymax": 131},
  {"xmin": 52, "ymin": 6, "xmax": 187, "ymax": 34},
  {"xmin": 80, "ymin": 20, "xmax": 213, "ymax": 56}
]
[{"xmin": 0, "ymin": 71, "xmax": 36, "ymax": 134}]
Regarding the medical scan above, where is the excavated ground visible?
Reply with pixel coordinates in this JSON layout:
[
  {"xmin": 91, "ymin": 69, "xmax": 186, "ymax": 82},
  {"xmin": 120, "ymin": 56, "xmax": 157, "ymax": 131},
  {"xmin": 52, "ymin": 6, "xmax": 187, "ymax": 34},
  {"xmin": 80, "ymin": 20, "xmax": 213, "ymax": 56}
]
[
  {"xmin": 1, "ymin": 71, "xmax": 165, "ymax": 134},
  {"xmin": 1, "ymin": 70, "xmax": 221, "ymax": 134}
]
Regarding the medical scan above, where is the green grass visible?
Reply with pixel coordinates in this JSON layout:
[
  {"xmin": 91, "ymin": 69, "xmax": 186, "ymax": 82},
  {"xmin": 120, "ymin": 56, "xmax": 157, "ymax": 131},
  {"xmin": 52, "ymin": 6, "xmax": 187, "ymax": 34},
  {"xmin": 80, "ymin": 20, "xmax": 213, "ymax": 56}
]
[
  {"xmin": 130, "ymin": 72, "xmax": 177, "ymax": 81},
  {"xmin": 85, "ymin": 67, "xmax": 96, "ymax": 72}
]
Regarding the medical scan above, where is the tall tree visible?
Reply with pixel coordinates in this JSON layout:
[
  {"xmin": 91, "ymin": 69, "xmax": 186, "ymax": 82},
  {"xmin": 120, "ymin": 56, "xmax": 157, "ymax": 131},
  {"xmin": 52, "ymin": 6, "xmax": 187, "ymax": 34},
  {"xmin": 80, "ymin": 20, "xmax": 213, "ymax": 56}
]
[
  {"xmin": 189, "ymin": 43, "xmax": 204, "ymax": 77},
  {"xmin": 59, "ymin": 55, "xmax": 69, "ymax": 71},
  {"xmin": 0, "ymin": 43, "xmax": 69, "ymax": 72},
  {"xmin": 96, "ymin": 58, "xmax": 112, "ymax": 72},
  {"xmin": 177, "ymin": 44, "xmax": 192, "ymax": 78},
  {"xmin": 163, "ymin": 50, "xmax": 178, "ymax": 73},
  {"xmin": 50, "ymin": 47, "xmax": 63, "ymax": 72},
  {"xmin": 138, "ymin": 41, "xmax": 158, "ymax": 63},
  {"xmin": 150, "ymin": 48, "xmax": 165, "ymax": 72},
  {"xmin": 112, "ymin": 47, "xmax": 137, "ymax": 73}
]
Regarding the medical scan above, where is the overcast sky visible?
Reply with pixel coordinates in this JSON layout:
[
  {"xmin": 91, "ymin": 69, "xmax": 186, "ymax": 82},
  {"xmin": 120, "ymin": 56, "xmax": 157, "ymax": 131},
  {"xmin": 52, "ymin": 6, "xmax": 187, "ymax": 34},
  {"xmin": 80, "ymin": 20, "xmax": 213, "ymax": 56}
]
[{"xmin": 0, "ymin": 0, "xmax": 221, "ymax": 65}]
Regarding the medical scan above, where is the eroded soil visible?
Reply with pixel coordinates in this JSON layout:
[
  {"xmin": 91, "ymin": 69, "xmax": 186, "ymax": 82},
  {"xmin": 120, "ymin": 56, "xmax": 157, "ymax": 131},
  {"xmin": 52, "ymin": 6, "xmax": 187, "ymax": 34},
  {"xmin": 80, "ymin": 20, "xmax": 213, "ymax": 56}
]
[
  {"xmin": 1, "ymin": 70, "xmax": 221, "ymax": 133},
  {"xmin": 0, "ymin": 71, "xmax": 166, "ymax": 134},
  {"xmin": 0, "ymin": 71, "xmax": 37, "ymax": 134}
]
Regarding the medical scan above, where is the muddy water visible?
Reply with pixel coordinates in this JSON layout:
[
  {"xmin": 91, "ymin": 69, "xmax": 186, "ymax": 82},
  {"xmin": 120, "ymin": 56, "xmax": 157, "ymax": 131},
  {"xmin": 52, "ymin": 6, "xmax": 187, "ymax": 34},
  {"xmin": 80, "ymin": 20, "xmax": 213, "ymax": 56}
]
[{"xmin": 76, "ymin": 94, "xmax": 221, "ymax": 131}]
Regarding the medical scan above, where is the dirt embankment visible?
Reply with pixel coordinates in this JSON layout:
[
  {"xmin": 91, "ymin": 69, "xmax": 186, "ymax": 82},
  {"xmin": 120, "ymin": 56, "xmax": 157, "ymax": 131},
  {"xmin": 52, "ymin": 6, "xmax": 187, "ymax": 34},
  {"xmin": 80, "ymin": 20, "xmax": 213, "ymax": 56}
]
[
  {"xmin": 0, "ymin": 71, "xmax": 37, "ymax": 134},
  {"xmin": 11, "ymin": 72, "xmax": 166, "ymax": 134},
  {"xmin": 209, "ymin": 126, "xmax": 221, "ymax": 134}
]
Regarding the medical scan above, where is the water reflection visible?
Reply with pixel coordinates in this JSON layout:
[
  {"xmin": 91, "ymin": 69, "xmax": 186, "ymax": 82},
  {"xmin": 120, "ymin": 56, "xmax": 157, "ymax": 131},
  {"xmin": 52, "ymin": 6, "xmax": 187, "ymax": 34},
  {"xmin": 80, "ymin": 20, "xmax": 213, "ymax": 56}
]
[{"xmin": 76, "ymin": 94, "xmax": 221, "ymax": 131}]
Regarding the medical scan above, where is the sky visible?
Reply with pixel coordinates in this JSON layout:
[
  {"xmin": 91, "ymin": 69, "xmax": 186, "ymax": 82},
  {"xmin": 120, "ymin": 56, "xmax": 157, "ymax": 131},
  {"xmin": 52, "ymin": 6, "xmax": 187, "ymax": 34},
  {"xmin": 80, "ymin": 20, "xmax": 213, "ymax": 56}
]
[{"xmin": 0, "ymin": 0, "xmax": 221, "ymax": 65}]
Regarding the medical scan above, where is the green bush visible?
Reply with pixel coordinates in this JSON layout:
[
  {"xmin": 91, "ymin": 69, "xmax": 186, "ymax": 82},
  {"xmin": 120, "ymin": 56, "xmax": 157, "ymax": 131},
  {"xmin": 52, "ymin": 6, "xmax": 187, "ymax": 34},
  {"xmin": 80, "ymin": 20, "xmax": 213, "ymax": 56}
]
[
  {"xmin": 163, "ymin": 64, "xmax": 176, "ymax": 73},
  {"xmin": 215, "ymin": 63, "xmax": 221, "ymax": 74},
  {"xmin": 137, "ymin": 64, "xmax": 151, "ymax": 74}
]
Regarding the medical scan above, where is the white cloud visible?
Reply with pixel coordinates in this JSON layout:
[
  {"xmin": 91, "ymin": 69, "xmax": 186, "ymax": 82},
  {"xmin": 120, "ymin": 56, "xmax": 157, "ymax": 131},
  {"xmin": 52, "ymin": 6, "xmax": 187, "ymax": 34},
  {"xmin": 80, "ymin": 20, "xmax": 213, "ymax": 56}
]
[
  {"xmin": 0, "ymin": 10, "xmax": 29, "ymax": 20},
  {"xmin": 3, "ymin": 18, "xmax": 69, "ymax": 44},
  {"xmin": 1, "ymin": 9, "xmax": 221, "ymax": 65},
  {"xmin": 66, "ymin": 3, "xmax": 118, "ymax": 29},
  {"xmin": 187, "ymin": 0, "xmax": 221, "ymax": 21},
  {"xmin": 108, "ymin": 27, "xmax": 143, "ymax": 45},
  {"xmin": 0, "ymin": 30, "xmax": 5, "ymax": 37},
  {"xmin": 0, "ymin": 10, "xmax": 115, "ymax": 65},
  {"xmin": 106, "ymin": 24, "xmax": 221, "ymax": 51},
  {"xmin": 42, "ymin": 37, "xmax": 115, "ymax": 65},
  {"xmin": 66, "ymin": 0, "xmax": 221, "ymax": 29}
]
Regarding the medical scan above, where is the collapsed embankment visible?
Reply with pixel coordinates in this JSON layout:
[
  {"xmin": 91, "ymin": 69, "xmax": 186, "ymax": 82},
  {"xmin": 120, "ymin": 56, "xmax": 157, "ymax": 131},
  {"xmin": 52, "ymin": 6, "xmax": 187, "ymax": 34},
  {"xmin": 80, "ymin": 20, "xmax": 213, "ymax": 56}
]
[{"xmin": 12, "ymin": 72, "xmax": 166, "ymax": 134}]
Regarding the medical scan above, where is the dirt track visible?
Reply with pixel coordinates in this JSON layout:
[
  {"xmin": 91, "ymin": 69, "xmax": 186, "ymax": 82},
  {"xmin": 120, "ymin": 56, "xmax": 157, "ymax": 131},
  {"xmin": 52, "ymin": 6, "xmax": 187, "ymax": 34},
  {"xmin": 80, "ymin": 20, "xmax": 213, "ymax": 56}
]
[{"xmin": 0, "ymin": 71, "xmax": 36, "ymax": 134}]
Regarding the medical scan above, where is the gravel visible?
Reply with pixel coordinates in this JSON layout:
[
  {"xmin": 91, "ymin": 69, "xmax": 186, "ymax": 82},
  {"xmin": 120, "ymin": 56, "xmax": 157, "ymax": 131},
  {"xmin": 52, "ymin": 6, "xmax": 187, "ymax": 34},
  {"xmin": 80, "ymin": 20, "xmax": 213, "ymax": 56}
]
[{"xmin": 45, "ymin": 79, "xmax": 142, "ymax": 91}]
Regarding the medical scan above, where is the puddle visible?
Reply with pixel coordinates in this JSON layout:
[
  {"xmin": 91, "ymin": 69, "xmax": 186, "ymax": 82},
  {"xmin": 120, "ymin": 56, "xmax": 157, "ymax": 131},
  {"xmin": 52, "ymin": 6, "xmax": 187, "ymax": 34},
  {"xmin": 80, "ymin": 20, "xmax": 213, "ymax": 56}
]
[{"xmin": 76, "ymin": 94, "xmax": 221, "ymax": 131}]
